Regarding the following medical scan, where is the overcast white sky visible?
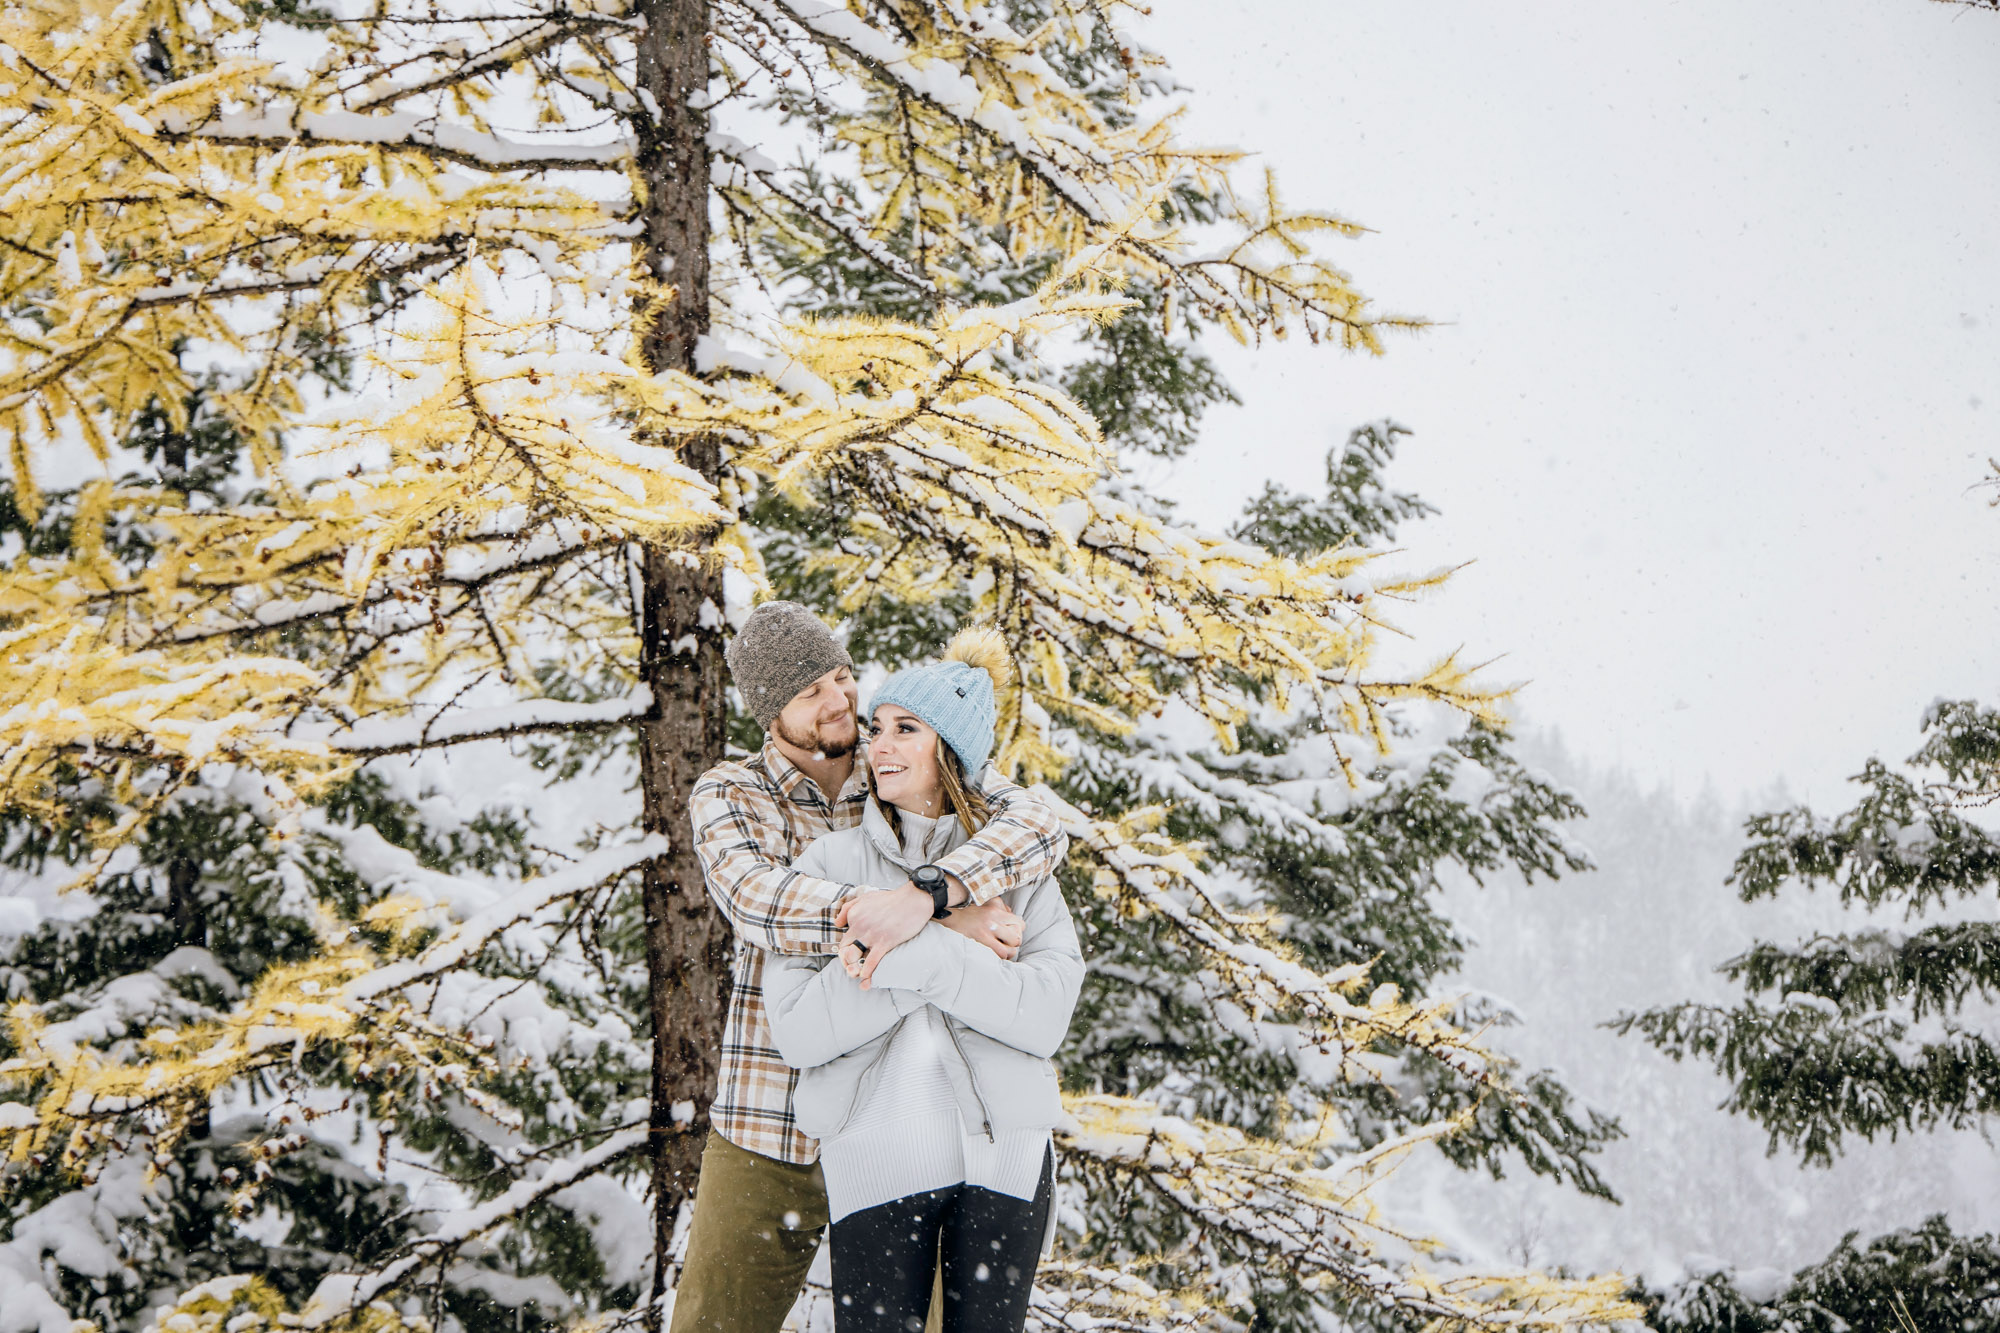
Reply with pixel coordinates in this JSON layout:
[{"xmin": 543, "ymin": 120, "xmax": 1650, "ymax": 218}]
[{"xmin": 1134, "ymin": 0, "xmax": 2000, "ymax": 809}]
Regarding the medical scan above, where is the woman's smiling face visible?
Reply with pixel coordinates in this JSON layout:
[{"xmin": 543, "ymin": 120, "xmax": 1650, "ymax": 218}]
[{"xmin": 868, "ymin": 703, "xmax": 943, "ymax": 814}]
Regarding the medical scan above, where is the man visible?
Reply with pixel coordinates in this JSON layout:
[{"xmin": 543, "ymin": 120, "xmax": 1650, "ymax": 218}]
[{"xmin": 670, "ymin": 601, "xmax": 1067, "ymax": 1333}]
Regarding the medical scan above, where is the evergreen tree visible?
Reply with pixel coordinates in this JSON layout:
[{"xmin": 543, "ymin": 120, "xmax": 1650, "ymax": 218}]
[
  {"xmin": 0, "ymin": 2, "xmax": 1636, "ymax": 1329},
  {"xmin": 1644, "ymin": 1218, "xmax": 2000, "ymax": 1333},
  {"xmin": 1617, "ymin": 697, "xmax": 2000, "ymax": 1330}
]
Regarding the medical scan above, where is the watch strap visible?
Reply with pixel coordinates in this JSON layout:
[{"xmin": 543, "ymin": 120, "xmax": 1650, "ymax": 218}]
[{"xmin": 914, "ymin": 864, "xmax": 951, "ymax": 918}]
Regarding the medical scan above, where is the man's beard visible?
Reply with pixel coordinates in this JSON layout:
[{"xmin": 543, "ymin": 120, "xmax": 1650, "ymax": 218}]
[{"xmin": 775, "ymin": 713, "xmax": 858, "ymax": 760}]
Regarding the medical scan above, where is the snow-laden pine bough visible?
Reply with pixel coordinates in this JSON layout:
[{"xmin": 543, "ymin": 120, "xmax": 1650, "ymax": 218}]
[{"xmin": 0, "ymin": 765, "xmax": 663, "ymax": 1327}]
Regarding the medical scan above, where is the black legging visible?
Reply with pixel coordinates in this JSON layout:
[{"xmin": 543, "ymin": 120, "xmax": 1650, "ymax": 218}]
[{"xmin": 827, "ymin": 1150, "xmax": 1054, "ymax": 1333}]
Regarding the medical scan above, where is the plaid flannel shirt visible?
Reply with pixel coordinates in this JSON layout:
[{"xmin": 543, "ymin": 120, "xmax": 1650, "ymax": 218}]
[{"xmin": 690, "ymin": 738, "xmax": 1068, "ymax": 1164}]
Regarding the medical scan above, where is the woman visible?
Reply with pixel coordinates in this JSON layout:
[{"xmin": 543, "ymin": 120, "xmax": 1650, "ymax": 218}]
[{"xmin": 763, "ymin": 629, "xmax": 1082, "ymax": 1333}]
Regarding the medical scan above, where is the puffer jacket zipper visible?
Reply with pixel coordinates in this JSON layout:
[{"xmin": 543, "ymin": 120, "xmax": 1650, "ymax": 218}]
[
  {"xmin": 828, "ymin": 806, "xmax": 1001, "ymax": 1142},
  {"xmin": 944, "ymin": 1018, "xmax": 996, "ymax": 1141},
  {"xmin": 829, "ymin": 814, "xmax": 926, "ymax": 1138},
  {"xmin": 832, "ymin": 1016, "xmax": 906, "ymax": 1136}
]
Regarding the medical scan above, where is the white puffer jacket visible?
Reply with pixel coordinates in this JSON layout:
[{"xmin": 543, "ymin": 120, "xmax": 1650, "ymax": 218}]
[{"xmin": 762, "ymin": 793, "xmax": 1081, "ymax": 1143}]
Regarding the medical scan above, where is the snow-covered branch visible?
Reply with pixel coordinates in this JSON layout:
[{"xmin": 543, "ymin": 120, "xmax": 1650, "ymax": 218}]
[
  {"xmin": 346, "ymin": 835, "xmax": 665, "ymax": 1002},
  {"xmin": 168, "ymin": 105, "xmax": 633, "ymax": 172},
  {"xmin": 343, "ymin": 14, "xmax": 639, "ymax": 113},
  {"xmin": 314, "ymin": 691, "xmax": 652, "ymax": 756},
  {"xmin": 735, "ymin": 0, "xmax": 1120, "ymax": 222},
  {"xmin": 1054, "ymin": 1097, "xmax": 1640, "ymax": 1330},
  {"xmin": 299, "ymin": 1127, "xmax": 648, "ymax": 1326},
  {"xmin": 1045, "ymin": 788, "xmax": 1505, "ymax": 1091},
  {"xmin": 162, "ymin": 531, "xmax": 614, "ymax": 647},
  {"xmin": 711, "ymin": 135, "xmax": 941, "ymax": 298}
]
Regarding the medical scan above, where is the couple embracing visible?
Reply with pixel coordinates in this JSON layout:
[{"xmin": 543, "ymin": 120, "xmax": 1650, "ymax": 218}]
[{"xmin": 673, "ymin": 601, "xmax": 1081, "ymax": 1333}]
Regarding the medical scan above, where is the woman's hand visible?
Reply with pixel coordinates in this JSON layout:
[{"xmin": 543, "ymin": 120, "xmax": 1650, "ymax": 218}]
[
  {"xmin": 837, "ymin": 885, "xmax": 934, "ymax": 985},
  {"xmin": 838, "ymin": 896, "xmax": 1025, "ymax": 984},
  {"xmin": 939, "ymin": 899, "xmax": 1024, "ymax": 960}
]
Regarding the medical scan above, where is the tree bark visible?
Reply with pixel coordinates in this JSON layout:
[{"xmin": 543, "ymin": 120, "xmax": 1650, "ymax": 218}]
[
  {"xmin": 165, "ymin": 849, "xmax": 207, "ymax": 947},
  {"xmin": 631, "ymin": 0, "xmax": 730, "ymax": 1320}
]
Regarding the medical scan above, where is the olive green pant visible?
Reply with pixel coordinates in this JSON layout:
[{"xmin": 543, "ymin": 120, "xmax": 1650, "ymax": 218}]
[{"xmin": 669, "ymin": 1130, "xmax": 941, "ymax": 1333}]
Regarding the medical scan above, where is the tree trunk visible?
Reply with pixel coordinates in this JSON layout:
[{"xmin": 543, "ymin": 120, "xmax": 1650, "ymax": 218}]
[
  {"xmin": 165, "ymin": 850, "xmax": 207, "ymax": 947},
  {"xmin": 631, "ymin": 0, "xmax": 730, "ymax": 1320}
]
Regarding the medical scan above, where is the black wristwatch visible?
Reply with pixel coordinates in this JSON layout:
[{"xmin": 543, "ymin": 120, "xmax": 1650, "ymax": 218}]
[{"xmin": 912, "ymin": 864, "xmax": 952, "ymax": 918}]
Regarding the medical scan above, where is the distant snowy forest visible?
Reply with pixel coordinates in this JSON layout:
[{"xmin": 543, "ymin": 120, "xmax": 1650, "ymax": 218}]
[{"xmin": 1415, "ymin": 736, "xmax": 1998, "ymax": 1292}]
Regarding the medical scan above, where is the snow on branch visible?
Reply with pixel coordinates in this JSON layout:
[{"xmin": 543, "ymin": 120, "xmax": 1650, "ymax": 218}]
[
  {"xmin": 342, "ymin": 12, "xmax": 641, "ymax": 113},
  {"xmin": 711, "ymin": 135, "xmax": 942, "ymax": 298},
  {"xmin": 1058, "ymin": 1096, "xmax": 1641, "ymax": 1330},
  {"xmin": 723, "ymin": 1, "xmax": 1399, "ymax": 347},
  {"xmin": 300, "ymin": 1126, "xmax": 647, "ymax": 1326},
  {"xmin": 0, "ymin": 260, "xmax": 733, "ymax": 815},
  {"xmin": 0, "ymin": 759, "xmax": 657, "ymax": 1199},
  {"xmin": 645, "ymin": 236, "xmax": 1499, "ymax": 779},
  {"xmin": 738, "ymin": 0, "xmax": 1120, "ymax": 224},
  {"xmin": 313, "ymin": 690, "xmax": 653, "ymax": 756},
  {"xmin": 169, "ymin": 104, "xmax": 634, "ymax": 172},
  {"xmin": 1050, "ymin": 792, "xmax": 1504, "ymax": 1091},
  {"xmin": 161, "ymin": 529, "xmax": 610, "ymax": 647},
  {"xmin": 1028, "ymin": 1262, "xmax": 1227, "ymax": 1332},
  {"xmin": 0, "ymin": 610, "xmax": 341, "ymax": 818},
  {"xmin": 345, "ymin": 835, "xmax": 665, "ymax": 1002}
]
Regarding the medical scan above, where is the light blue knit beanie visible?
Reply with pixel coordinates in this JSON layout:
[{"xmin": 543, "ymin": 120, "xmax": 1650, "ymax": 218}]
[{"xmin": 869, "ymin": 629, "xmax": 1010, "ymax": 775}]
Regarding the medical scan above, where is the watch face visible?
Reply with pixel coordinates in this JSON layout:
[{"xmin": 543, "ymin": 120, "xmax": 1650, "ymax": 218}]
[{"xmin": 915, "ymin": 865, "xmax": 944, "ymax": 888}]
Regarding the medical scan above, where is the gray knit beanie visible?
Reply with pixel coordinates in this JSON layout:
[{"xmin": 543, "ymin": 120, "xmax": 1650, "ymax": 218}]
[{"xmin": 725, "ymin": 601, "xmax": 853, "ymax": 730}]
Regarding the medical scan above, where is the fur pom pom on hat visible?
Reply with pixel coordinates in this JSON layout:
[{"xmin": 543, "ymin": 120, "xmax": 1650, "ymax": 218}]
[{"xmin": 869, "ymin": 628, "xmax": 1012, "ymax": 774}]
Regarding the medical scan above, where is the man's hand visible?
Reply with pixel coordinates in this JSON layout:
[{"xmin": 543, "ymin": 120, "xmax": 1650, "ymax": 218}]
[
  {"xmin": 939, "ymin": 899, "xmax": 1023, "ymax": 961},
  {"xmin": 836, "ymin": 884, "xmax": 934, "ymax": 987}
]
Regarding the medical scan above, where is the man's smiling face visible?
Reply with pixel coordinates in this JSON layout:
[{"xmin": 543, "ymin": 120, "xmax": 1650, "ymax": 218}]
[{"xmin": 771, "ymin": 664, "xmax": 861, "ymax": 759}]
